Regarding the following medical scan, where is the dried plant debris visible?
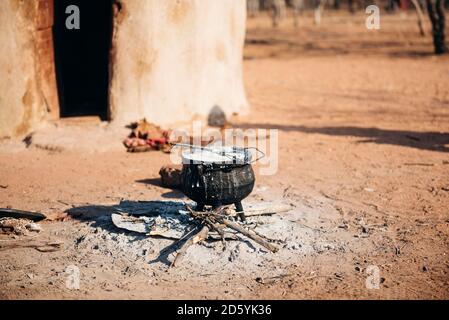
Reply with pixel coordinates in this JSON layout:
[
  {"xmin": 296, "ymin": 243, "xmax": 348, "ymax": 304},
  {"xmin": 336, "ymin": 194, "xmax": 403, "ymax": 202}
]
[
  {"xmin": 0, "ymin": 218, "xmax": 42, "ymax": 235},
  {"xmin": 123, "ymin": 118, "xmax": 171, "ymax": 153}
]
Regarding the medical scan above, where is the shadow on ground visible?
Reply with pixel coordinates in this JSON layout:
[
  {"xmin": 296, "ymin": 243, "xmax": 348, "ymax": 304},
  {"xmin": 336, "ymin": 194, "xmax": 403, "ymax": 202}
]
[
  {"xmin": 236, "ymin": 123, "xmax": 449, "ymax": 152},
  {"xmin": 244, "ymin": 36, "xmax": 434, "ymax": 60},
  {"xmin": 66, "ymin": 200, "xmax": 195, "ymax": 266},
  {"xmin": 135, "ymin": 178, "xmax": 185, "ymax": 199}
]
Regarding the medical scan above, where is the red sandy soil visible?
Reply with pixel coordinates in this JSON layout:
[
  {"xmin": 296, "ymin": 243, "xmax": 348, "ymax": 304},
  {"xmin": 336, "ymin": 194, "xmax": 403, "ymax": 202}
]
[{"xmin": 0, "ymin": 11, "xmax": 448, "ymax": 299}]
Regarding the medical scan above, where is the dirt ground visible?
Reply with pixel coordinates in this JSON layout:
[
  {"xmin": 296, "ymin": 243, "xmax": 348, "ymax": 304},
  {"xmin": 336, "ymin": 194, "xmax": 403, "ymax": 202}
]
[{"xmin": 0, "ymin": 11, "xmax": 448, "ymax": 299}]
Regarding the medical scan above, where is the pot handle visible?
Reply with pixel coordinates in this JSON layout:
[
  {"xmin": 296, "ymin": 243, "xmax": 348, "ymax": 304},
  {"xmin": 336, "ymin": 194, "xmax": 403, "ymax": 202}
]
[{"xmin": 245, "ymin": 147, "xmax": 265, "ymax": 164}]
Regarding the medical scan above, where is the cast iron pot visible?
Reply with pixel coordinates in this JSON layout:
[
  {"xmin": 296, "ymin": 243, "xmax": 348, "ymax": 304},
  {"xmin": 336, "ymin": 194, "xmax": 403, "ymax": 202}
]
[{"xmin": 180, "ymin": 146, "xmax": 261, "ymax": 221}]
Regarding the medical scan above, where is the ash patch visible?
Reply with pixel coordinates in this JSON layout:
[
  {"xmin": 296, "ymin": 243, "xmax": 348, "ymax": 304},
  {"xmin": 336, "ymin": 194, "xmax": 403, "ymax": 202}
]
[{"xmin": 64, "ymin": 200, "xmax": 333, "ymax": 276}]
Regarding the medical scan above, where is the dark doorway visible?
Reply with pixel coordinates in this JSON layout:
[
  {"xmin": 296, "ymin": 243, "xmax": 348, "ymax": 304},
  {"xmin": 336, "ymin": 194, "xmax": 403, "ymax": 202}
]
[{"xmin": 53, "ymin": 0, "xmax": 113, "ymax": 119}]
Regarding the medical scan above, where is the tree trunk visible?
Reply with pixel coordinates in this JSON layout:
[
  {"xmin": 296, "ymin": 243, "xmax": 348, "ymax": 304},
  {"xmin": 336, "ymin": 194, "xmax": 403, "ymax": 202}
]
[
  {"xmin": 411, "ymin": 0, "xmax": 426, "ymax": 36},
  {"xmin": 291, "ymin": 0, "xmax": 304, "ymax": 28},
  {"xmin": 271, "ymin": 0, "xmax": 287, "ymax": 28},
  {"xmin": 314, "ymin": 0, "xmax": 327, "ymax": 25},
  {"xmin": 247, "ymin": 0, "xmax": 260, "ymax": 17},
  {"xmin": 348, "ymin": 0, "xmax": 355, "ymax": 13},
  {"xmin": 426, "ymin": 0, "xmax": 447, "ymax": 54}
]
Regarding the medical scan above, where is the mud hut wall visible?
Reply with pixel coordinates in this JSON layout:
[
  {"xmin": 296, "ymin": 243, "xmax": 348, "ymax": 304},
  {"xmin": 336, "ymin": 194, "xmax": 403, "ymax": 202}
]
[
  {"xmin": 0, "ymin": 0, "xmax": 58, "ymax": 138},
  {"xmin": 0, "ymin": 0, "xmax": 249, "ymax": 137},
  {"xmin": 109, "ymin": 0, "xmax": 249, "ymax": 125}
]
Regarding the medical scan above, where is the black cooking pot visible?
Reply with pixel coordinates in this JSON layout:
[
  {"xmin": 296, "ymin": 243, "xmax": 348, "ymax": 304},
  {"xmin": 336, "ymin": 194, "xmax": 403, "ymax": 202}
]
[{"xmin": 179, "ymin": 146, "xmax": 262, "ymax": 221}]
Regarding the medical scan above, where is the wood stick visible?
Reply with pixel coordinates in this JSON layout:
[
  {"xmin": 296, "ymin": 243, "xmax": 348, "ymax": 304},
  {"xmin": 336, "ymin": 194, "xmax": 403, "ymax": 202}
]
[
  {"xmin": 218, "ymin": 218, "xmax": 278, "ymax": 253},
  {"xmin": 0, "ymin": 240, "xmax": 63, "ymax": 252},
  {"xmin": 208, "ymin": 233, "xmax": 239, "ymax": 241},
  {"xmin": 232, "ymin": 204, "xmax": 292, "ymax": 217},
  {"xmin": 404, "ymin": 162, "xmax": 434, "ymax": 166},
  {"xmin": 184, "ymin": 205, "xmax": 279, "ymax": 253},
  {"xmin": 171, "ymin": 226, "xmax": 209, "ymax": 267}
]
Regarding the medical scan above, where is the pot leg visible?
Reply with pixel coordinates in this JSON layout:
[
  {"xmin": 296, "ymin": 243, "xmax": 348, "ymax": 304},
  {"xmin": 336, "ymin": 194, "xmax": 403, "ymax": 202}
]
[
  {"xmin": 235, "ymin": 202, "xmax": 246, "ymax": 222},
  {"xmin": 195, "ymin": 203, "xmax": 205, "ymax": 212}
]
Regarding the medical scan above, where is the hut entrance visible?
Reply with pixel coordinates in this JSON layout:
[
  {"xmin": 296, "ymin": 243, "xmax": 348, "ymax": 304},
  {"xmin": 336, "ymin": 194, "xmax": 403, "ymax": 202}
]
[{"xmin": 53, "ymin": 0, "xmax": 113, "ymax": 120}]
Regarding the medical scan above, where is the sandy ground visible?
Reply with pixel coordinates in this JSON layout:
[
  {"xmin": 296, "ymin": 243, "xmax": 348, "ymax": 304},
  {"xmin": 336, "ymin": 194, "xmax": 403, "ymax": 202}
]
[{"xmin": 0, "ymin": 11, "xmax": 448, "ymax": 299}]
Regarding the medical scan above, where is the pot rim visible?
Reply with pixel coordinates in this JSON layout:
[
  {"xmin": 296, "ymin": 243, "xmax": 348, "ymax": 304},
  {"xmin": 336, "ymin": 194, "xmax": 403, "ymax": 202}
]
[{"xmin": 181, "ymin": 146, "xmax": 252, "ymax": 165}]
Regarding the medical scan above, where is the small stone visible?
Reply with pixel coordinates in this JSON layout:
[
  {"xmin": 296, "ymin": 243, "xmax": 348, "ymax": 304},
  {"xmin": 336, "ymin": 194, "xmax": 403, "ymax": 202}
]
[
  {"xmin": 159, "ymin": 165, "xmax": 182, "ymax": 188},
  {"xmin": 334, "ymin": 272, "xmax": 344, "ymax": 279},
  {"xmin": 338, "ymin": 223, "xmax": 349, "ymax": 230},
  {"xmin": 208, "ymin": 105, "xmax": 227, "ymax": 127}
]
